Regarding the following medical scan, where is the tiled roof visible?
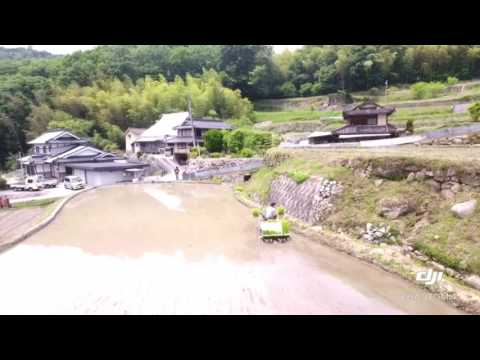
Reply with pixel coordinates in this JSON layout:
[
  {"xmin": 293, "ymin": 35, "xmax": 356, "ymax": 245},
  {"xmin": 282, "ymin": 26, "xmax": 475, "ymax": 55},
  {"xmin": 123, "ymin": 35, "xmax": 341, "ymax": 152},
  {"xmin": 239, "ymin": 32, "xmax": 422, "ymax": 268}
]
[
  {"xmin": 66, "ymin": 161, "xmax": 148, "ymax": 171},
  {"xmin": 28, "ymin": 130, "xmax": 81, "ymax": 145},
  {"xmin": 343, "ymin": 101, "xmax": 395, "ymax": 117}
]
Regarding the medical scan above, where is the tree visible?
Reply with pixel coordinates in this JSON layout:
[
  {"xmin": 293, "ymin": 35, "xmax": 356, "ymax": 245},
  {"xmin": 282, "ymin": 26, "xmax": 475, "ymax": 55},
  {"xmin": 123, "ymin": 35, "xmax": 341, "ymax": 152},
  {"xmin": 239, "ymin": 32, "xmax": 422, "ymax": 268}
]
[
  {"xmin": 224, "ymin": 129, "xmax": 246, "ymax": 153},
  {"xmin": 47, "ymin": 117, "xmax": 94, "ymax": 137},
  {"xmin": 218, "ymin": 45, "xmax": 279, "ymax": 99},
  {"xmin": 203, "ymin": 129, "xmax": 224, "ymax": 153},
  {"xmin": 335, "ymin": 46, "xmax": 352, "ymax": 91},
  {"xmin": 469, "ymin": 103, "xmax": 480, "ymax": 122}
]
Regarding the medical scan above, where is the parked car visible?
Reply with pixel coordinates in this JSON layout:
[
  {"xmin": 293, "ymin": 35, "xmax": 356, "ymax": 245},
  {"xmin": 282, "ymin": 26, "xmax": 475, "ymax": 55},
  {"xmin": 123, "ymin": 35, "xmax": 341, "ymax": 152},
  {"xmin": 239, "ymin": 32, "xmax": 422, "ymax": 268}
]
[
  {"xmin": 64, "ymin": 176, "xmax": 85, "ymax": 190},
  {"xmin": 35, "ymin": 175, "xmax": 58, "ymax": 188},
  {"xmin": 10, "ymin": 175, "xmax": 57, "ymax": 191}
]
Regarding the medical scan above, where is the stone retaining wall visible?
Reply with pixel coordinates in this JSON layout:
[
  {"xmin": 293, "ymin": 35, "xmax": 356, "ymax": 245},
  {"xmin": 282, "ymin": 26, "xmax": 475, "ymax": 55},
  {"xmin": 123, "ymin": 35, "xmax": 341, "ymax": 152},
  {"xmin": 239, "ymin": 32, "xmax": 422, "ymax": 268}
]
[
  {"xmin": 183, "ymin": 158, "xmax": 264, "ymax": 180},
  {"xmin": 269, "ymin": 175, "xmax": 342, "ymax": 224},
  {"xmin": 421, "ymin": 134, "xmax": 480, "ymax": 146}
]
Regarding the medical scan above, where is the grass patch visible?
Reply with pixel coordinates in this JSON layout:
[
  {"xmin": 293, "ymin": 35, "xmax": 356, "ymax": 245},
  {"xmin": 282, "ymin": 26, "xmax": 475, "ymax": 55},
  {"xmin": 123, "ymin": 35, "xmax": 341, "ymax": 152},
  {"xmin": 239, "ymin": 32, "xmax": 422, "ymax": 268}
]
[
  {"xmin": 288, "ymin": 171, "xmax": 309, "ymax": 184},
  {"xmin": 243, "ymin": 166, "xmax": 279, "ymax": 202},
  {"xmin": 13, "ymin": 197, "xmax": 62, "ymax": 209},
  {"xmin": 415, "ymin": 198, "xmax": 480, "ymax": 274}
]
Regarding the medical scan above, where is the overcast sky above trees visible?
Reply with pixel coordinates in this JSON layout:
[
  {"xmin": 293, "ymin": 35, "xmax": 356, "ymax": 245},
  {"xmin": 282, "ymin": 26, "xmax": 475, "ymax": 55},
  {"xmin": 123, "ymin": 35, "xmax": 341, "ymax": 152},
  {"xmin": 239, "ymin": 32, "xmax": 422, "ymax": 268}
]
[{"xmin": 0, "ymin": 45, "xmax": 303, "ymax": 54}]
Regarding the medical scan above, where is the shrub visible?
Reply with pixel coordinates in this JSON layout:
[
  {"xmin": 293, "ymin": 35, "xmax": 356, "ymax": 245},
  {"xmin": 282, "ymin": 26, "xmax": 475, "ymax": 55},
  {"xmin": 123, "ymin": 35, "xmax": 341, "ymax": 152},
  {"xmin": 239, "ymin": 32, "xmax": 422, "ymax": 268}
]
[
  {"xmin": 337, "ymin": 90, "xmax": 354, "ymax": 104},
  {"xmin": 288, "ymin": 171, "xmax": 310, "ymax": 184},
  {"xmin": 411, "ymin": 82, "xmax": 446, "ymax": 99},
  {"xmin": 240, "ymin": 148, "xmax": 255, "ymax": 158},
  {"xmin": 4, "ymin": 154, "xmax": 18, "ymax": 172},
  {"xmin": 0, "ymin": 177, "xmax": 7, "ymax": 190},
  {"xmin": 406, "ymin": 119, "xmax": 414, "ymax": 134},
  {"xmin": 190, "ymin": 148, "xmax": 200, "ymax": 159},
  {"xmin": 224, "ymin": 128, "xmax": 276, "ymax": 154},
  {"xmin": 224, "ymin": 129, "xmax": 245, "ymax": 153},
  {"xmin": 228, "ymin": 117, "xmax": 255, "ymax": 128},
  {"xmin": 243, "ymin": 130, "xmax": 274, "ymax": 153},
  {"xmin": 277, "ymin": 206, "xmax": 285, "ymax": 217},
  {"xmin": 190, "ymin": 146, "xmax": 206, "ymax": 158},
  {"xmin": 203, "ymin": 129, "xmax": 225, "ymax": 153},
  {"xmin": 252, "ymin": 208, "xmax": 261, "ymax": 218},
  {"xmin": 469, "ymin": 102, "xmax": 480, "ymax": 122},
  {"xmin": 211, "ymin": 176, "xmax": 223, "ymax": 184},
  {"xmin": 235, "ymin": 185, "xmax": 244, "ymax": 192},
  {"xmin": 369, "ymin": 87, "xmax": 382, "ymax": 96},
  {"xmin": 209, "ymin": 152, "xmax": 223, "ymax": 158},
  {"xmin": 446, "ymin": 76, "xmax": 459, "ymax": 86}
]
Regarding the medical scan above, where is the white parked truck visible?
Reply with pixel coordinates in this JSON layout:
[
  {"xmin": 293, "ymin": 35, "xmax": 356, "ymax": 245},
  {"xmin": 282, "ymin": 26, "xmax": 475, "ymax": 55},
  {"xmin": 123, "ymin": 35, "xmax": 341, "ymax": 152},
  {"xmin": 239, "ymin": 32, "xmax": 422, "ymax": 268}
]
[{"xmin": 9, "ymin": 175, "xmax": 58, "ymax": 191}]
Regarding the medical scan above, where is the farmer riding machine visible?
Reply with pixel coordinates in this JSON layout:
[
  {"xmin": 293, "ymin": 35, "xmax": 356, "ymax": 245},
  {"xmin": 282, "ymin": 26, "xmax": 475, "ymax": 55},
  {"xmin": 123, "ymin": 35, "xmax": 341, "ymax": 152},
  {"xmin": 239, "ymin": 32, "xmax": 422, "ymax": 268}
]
[{"xmin": 252, "ymin": 206, "xmax": 291, "ymax": 244}]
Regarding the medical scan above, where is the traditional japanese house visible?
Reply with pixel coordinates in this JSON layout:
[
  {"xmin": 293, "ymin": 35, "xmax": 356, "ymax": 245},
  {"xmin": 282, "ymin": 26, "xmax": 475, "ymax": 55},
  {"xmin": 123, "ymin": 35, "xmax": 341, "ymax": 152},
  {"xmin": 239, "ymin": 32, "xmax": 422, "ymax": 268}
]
[
  {"xmin": 166, "ymin": 118, "xmax": 232, "ymax": 163},
  {"xmin": 308, "ymin": 101, "xmax": 400, "ymax": 144},
  {"xmin": 18, "ymin": 129, "xmax": 148, "ymax": 184},
  {"xmin": 132, "ymin": 112, "xmax": 189, "ymax": 154}
]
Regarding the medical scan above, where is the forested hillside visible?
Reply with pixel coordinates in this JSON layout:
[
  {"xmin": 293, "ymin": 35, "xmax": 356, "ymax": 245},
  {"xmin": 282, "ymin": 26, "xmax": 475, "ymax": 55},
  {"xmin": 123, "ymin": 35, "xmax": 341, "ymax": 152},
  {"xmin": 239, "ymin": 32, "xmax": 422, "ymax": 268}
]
[
  {"xmin": 1, "ymin": 45, "xmax": 480, "ymax": 170},
  {"xmin": 0, "ymin": 46, "xmax": 57, "ymax": 60}
]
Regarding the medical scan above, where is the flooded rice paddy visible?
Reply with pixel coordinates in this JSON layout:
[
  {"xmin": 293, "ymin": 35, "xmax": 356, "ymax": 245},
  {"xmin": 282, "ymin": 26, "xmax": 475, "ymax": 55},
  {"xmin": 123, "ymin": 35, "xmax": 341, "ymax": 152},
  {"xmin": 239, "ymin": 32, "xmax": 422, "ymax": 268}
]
[{"xmin": 0, "ymin": 184, "xmax": 462, "ymax": 314}]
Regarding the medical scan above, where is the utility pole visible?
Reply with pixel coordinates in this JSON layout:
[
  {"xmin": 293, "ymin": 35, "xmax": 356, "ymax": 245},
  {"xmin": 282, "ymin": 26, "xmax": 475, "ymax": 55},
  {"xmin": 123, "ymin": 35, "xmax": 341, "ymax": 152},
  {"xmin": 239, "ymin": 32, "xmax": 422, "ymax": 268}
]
[
  {"xmin": 188, "ymin": 95, "xmax": 197, "ymax": 150},
  {"xmin": 385, "ymin": 79, "xmax": 389, "ymax": 104}
]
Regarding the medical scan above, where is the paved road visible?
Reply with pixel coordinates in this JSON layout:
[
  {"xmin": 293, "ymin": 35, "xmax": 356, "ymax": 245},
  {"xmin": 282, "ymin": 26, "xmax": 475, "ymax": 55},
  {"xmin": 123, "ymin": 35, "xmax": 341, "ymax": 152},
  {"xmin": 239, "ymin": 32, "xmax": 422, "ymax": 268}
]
[
  {"xmin": 0, "ymin": 184, "xmax": 462, "ymax": 315},
  {"xmin": 1, "ymin": 186, "xmax": 76, "ymax": 204}
]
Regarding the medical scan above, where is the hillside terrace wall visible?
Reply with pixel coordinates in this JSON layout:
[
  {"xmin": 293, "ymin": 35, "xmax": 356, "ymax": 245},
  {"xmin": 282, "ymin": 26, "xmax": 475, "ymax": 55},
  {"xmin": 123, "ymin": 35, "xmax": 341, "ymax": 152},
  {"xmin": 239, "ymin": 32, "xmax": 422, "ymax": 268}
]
[{"xmin": 268, "ymin": 175, "xmax": 342, "ymax": 225}]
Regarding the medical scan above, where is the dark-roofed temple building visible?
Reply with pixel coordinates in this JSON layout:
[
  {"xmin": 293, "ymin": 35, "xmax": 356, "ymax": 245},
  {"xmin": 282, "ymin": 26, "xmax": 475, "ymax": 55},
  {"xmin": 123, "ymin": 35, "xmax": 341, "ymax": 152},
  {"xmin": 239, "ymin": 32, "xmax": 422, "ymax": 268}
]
[
  {"xmin": 166, "ymin": 118, "xmax": 232, "ymax": 163},
  {"xmin": 308, "ymin": 101, "xmax": 401, "ymax": 144}
]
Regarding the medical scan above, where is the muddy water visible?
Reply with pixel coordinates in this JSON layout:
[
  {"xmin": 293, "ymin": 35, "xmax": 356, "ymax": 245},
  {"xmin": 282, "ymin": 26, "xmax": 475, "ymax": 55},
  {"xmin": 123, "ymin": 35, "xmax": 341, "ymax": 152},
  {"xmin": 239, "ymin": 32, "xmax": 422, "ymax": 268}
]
[{"xmin": 0, "ymin": 184, "xmax": 462, "ymax": 314}]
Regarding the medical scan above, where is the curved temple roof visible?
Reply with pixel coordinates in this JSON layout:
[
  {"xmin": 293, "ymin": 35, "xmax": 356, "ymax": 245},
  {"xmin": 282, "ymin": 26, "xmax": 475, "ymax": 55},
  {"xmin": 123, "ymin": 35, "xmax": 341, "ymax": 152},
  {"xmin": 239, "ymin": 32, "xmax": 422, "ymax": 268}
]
[{"xmin": 343, "ymin": 101, "xmax": 395, "ymax": 118}]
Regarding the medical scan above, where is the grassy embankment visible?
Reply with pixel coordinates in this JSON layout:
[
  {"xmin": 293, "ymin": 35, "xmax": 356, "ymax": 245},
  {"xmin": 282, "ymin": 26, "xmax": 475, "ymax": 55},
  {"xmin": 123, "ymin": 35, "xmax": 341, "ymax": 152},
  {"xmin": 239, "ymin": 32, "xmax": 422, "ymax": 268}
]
[{"xmin": 242, "ymin": 147, "xmax": 480, "ymax": 276}]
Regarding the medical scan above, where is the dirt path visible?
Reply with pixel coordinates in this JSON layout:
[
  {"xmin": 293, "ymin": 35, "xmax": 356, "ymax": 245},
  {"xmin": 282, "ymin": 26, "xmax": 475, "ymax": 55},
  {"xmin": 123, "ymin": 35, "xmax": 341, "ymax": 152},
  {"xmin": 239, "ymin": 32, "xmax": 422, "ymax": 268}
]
[{"xmin": 0, "ymin": 184, "xmax": 462, "ymax": 314}]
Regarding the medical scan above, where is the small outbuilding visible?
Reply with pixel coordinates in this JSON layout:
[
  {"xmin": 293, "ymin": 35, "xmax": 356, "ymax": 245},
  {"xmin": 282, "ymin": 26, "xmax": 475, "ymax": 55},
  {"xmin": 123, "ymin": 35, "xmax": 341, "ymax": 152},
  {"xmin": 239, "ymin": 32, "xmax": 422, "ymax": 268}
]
[{"xmin": 125, "ymin": 128, "xmax": 147, "ymax": 154}]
